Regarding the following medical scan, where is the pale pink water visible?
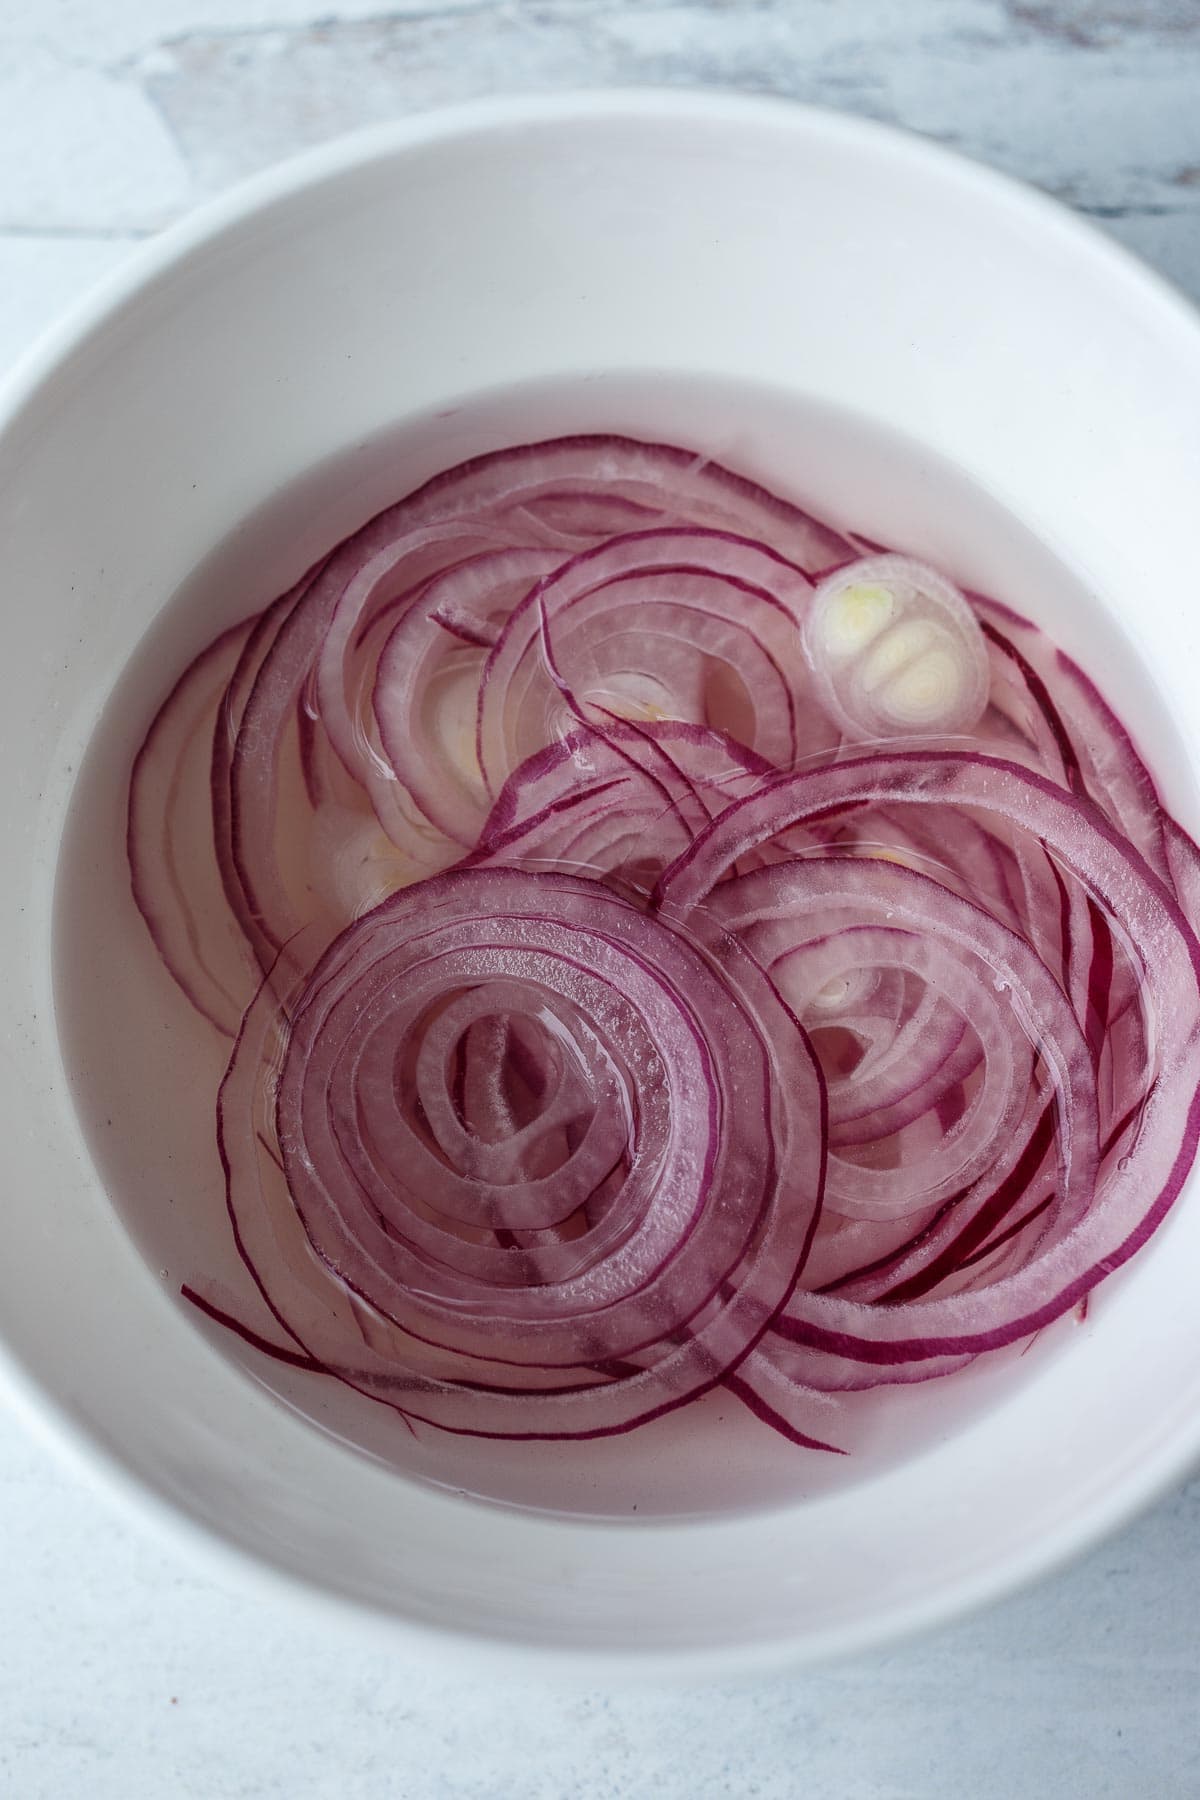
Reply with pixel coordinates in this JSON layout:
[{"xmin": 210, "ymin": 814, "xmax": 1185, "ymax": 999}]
[{"xmin": 52, "ymin": 373, "xmax": 1187, "ymax": 1518}]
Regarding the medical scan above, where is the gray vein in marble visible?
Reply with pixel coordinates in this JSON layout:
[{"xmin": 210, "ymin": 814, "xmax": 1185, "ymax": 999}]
[
  {"xmin": 4, "ymin": 0, "xmax": 1199, "ymax": 267},
  {"xmin": 126, "ymin": 0, "xmax": 1200, "ymax": 216},
  {"xmin": 1009, "ymin": 0, "xmax": 1200, "ymax": 48}
]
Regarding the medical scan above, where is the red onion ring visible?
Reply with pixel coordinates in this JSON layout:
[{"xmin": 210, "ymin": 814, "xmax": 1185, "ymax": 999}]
[
  {"xmin": 469, "ymin": 719, "xmax": 773, "ymax": 895},
  {"xmin": 477, "ymin": 528, "xmax": 821, "ymax": 792},
  {"xmin": 122, "ymin": 435, "xmax": 1200, "ymax": 1460},
  {"xmin": 216, "ymin": 867, "xmax": 829, "ymax": 1439},
  {"xmin": 657, "ymin": 751, "xmax": 1200, "ymax": 1362}
]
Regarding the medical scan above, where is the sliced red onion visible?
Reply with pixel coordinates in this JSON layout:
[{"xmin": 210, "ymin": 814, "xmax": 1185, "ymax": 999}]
[
  {"xmin": 470, "ymin": 719, "xmax": 772, "ymax": 895},
  {"xmin": 374, "ymin": 434, "xmax": 854, "ymax": 574},
  {"xmin": 658, "ymin": 751, "xmax": 1200, "ymax": 1360},
  {"xmin": 216, "ymin": 868, "xmax": 827, "ymax": 1437},
  {"xmin": 188, "ymin": 440, "xmax": 853, "ymax": 989},
  {"xmin": 803, "ymin": 555, "xmax": 989, "ymax": 740},
  {"xmin": 124, "ymin": 436, "xmax": 1200, "ymax": 1457},
  {"xmin": 128, "ymin": 616, "xmax": 261, "ymax": 1035},
  {"xmin": 477, "ymin": 529, "xmax": 826, "ymax": 796},
  {"xmin": 308, "ymin": 435, "xmax": 850, "ymax": 838},
  {"xmin": 372, "ymin": 547, "xmax": 561, "ymax": 845},
  {"xmin": 975, "ymin": 595, "xmax": 1172, "ymax": 882},
  {"xmin": 705, "ymin": 857, "xmax": 1095, "ymax": 1239}
]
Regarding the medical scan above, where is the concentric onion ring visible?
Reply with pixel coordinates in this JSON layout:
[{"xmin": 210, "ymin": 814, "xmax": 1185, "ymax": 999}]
[
  {"xmin": 217, "ymin": 867, "xmax": 833, "ymax": 1441},
  {"xmin": 469, "ymin": 719, "xmax": 773, "ymax": 895},
  {"xmin": 658, "ymin": 751, "xmax": 1200, "ymax": 1361},
  {"xmin": 707, "ymin": 858, "xmax": 1097, "ymax": 1233},
  {"xmin": 476, "ymin": 528, "xmax": 821, "ymax": 789},
  {"xmin": 123, "ymin": 434, "xmax": 1200, "ymax": 1467}
]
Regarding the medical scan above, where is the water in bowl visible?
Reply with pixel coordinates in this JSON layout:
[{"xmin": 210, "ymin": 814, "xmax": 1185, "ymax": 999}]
[{"xmin": 52, "ymin": 371, "xmax": 1190, "ymax": 1519}]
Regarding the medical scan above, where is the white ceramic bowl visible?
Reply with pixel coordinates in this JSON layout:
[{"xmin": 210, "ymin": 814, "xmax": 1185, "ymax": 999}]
[{"xmin": 4, "ymin": 90, "xmax": 1200, "ymax": 1677}]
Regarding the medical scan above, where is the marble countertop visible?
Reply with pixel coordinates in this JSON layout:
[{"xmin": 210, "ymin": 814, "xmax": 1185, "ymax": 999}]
[{"xmin": 3, "ymin": 3, "xmax": 1200, "ymax": 1795}]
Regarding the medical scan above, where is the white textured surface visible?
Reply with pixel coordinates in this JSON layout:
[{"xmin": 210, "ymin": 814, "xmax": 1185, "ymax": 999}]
[{"xmin": 4, "ymin": 2, "xmax": 1200, "ymax": 1794}]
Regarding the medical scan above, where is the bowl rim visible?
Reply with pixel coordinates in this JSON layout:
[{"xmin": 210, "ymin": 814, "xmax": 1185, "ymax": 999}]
[{"xmin": 4, "ymin": 85, "xmax": 1200, "ymax": 1680}]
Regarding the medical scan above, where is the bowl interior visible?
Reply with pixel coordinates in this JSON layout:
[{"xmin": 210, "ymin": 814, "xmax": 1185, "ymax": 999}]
[{"xmin": 4, "ymin": 92, "xmax": 1200, "ymax": 1667}]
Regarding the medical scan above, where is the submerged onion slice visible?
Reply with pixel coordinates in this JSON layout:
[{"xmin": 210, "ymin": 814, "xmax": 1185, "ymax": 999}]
[
  {"xmin": 125, "ymin": 433, "xmax": 1200, "ymax": 1458},
  {"xmin": 128, "ymin": 615, "xmax": 263, "ymax": 1035},
  {"xmin": 215, "ymin": 867, "xmax": 831, "ymax": 1440},
  {"xmin": 302, "ymin": 434, "xmax": 851, "ymax": 848},
  {"xmin": 168, "ymin": 438, "xmax": 854, "ymax": 995},
  {"xmin": 372, "ymin": 546, "xmax": 561, "ymax": 846},
  {"xmin": 470, "ymin": 719, "xmax": 773, "ymax": 895},
  {"xmin": 710, "ymin": 860, "xmax": 1097, "ymax": 1232},
  {"xmin": 976, "ymin": 594, "xmax": 1173, "ymax": 882},
  {"xmin": 658, "ymin": 750, "xmax": 1200, "ymax": 1362},
  {"xmin": 803, "ymin": 554, "xmax": 989, "ymax": 740},
  {"xmin": 477, "ymin": 528, "xmax": 825, "ymax": 795}
]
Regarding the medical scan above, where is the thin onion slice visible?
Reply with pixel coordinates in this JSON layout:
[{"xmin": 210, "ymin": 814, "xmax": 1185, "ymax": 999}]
[
  {"xmin": 658, "ymin": 751, "xmax": 1200, "ymax": 1360},
  {"xmin": 477, "ymin": 528, "xmax": 824, "ymax": 794},
  {"xmin": 803, "ymin": 554, "xmax": 989, "ymax": 740},
  {"xmin": 121, "ymin": 435, "xmax": 1200, "ymax": 1459},
  {"xmin": 470, "ymin": 719, "xmax": 772, "ymax": 895},
  {"xmin": 128, "ymin": 615, "xmax": 261, "ymax": 1035},
  {"xmin": 216, "ymin": 868, "xmax": 829, "ymax": 1438}
]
